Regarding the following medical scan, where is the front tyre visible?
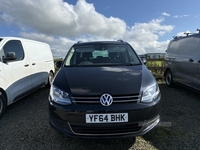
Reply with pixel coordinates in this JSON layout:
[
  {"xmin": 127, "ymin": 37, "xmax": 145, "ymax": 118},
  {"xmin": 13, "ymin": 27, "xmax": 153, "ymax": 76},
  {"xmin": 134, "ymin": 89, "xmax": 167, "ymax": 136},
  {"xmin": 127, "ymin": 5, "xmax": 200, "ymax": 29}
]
[
  {"xmin": 0, "ymin": 93, "xmax": 6, "ymax": 119},
  {"xmin": 165, "ymin": 70, "xmax": 174, "ymax": 87}
]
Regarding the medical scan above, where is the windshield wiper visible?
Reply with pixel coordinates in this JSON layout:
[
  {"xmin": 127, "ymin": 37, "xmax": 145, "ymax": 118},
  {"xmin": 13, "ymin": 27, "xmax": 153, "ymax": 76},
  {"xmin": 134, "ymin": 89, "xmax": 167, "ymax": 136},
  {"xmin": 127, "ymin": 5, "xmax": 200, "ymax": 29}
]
[{"xmin": 126, "ymin": 63, "xmax": 140, "ymax": 66}]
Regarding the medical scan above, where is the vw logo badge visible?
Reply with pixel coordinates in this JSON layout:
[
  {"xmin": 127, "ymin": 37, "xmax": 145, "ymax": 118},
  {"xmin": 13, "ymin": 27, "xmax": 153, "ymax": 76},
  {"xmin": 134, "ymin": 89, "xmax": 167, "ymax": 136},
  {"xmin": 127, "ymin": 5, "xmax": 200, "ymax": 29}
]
[{"xmin": 100, "ymin": 93, "xmax": 113, "ymax": 106}]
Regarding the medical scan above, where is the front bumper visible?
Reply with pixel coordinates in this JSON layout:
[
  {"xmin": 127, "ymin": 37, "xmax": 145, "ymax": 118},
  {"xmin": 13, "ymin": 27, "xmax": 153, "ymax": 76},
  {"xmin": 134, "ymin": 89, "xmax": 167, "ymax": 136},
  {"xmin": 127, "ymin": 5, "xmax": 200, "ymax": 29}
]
[{"xmin": 49, "ymin": 95, "xmax": 161, "ymax": 138}]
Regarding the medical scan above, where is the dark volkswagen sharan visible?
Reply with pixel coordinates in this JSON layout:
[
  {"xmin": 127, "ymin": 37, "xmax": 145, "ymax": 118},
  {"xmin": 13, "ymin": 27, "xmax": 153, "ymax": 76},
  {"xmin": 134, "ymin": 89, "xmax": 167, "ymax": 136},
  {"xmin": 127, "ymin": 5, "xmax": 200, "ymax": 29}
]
[{"xmin": 49, "ymin": 40, "xmax": 161, "ymax": 138}]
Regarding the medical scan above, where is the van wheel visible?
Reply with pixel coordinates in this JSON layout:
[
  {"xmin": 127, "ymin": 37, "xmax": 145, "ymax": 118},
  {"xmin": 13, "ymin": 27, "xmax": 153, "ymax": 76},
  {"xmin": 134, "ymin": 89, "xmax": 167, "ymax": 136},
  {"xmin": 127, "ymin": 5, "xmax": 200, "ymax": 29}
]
[
  {"xmin": 165, "ymin": 70, "xmax": 174, "ymax": 87},
  {"xmin": 0, "ymin": 93, "xmax": 6, "ymax": 119},
  {"xmin": 46, "ymin": 72, "xmax": 54, "ymax": 87}
]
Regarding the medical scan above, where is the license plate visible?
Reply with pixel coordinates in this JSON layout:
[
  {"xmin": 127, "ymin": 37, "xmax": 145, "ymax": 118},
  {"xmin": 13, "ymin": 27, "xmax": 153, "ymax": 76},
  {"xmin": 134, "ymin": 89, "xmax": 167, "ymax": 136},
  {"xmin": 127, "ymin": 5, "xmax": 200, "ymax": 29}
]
[{"xmin": 86, "ymin": 113, "xmax": 128, "ymax": 123}]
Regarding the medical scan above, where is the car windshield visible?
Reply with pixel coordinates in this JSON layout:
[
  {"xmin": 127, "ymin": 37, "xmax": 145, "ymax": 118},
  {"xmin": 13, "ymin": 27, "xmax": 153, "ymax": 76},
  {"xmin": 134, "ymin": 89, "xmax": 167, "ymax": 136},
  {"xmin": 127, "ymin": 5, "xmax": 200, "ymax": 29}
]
[{"xmin": 63, "ymin": 43, "xmax": 141, "ymax": 66}]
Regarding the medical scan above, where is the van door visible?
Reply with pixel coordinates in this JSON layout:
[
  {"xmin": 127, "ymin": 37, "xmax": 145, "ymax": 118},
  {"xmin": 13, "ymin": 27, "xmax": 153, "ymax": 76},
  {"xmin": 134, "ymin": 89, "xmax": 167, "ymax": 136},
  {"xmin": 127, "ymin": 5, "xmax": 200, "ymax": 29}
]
[
  {"xmin": 22, "ymin": 40, "xmax": 48, "ymax": 89},
  {"xmin": 0, "ymin": 47, "xmax": 6, "ymax": 88},
  {"xmin": 174, "ymin": 36, "xmax": 199, "ymax": 87},
  {"xmin": 0, "ymin": 40, "xmax": 32, "ymax": 103},
  {"xmin": 193, "ymin": 39, "xmax": 200, "ymax": 89},
  {"xmin": 0, "ymin": 60, "xmax": 6, "ymax": 91}
]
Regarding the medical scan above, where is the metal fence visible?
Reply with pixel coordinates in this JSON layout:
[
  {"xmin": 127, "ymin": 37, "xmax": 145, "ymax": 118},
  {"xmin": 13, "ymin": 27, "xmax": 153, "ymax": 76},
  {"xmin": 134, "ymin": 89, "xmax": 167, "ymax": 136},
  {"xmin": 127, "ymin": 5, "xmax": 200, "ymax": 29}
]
[{"xmin": 146, "ymin": 58, "xmax": 165, "ymax": 80}]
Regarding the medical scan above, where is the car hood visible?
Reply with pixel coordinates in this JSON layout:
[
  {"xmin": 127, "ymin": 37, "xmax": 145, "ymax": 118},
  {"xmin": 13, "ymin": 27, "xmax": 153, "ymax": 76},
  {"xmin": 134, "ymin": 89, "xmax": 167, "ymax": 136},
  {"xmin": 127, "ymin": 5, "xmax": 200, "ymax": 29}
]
[{"xmin": 53, "ymin": 65, "xmax": 154, "ymax": 96}]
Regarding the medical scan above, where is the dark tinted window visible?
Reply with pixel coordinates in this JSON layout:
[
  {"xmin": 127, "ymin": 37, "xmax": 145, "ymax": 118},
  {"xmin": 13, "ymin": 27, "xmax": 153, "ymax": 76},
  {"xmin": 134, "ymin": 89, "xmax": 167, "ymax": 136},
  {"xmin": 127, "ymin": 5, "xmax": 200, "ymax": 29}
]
[
  {"xmin": 168, "ymin": 36, "xmax": 200, "ymax": 55},
  {"xmin": 3, "ymin": 40, "xmax": 24, "ymax": 61},
  {"xmin": 178, "ymin": 36, "xmax": 200, "ymax": 55},
  {"xmin": 64, "ymin": 43, "xmax": 141, "ymax": 66},
  {"xmin": 168, "ymin": 40, "xmax": 179, "ymax": 54}
]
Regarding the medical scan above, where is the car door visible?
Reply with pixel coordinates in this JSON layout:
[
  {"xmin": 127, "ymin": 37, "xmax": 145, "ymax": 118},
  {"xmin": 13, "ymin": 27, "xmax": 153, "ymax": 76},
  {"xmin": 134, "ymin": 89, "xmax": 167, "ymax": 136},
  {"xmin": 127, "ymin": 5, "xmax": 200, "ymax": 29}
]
[{"xmin": 1, "ymin": 39, "xmax": 32, "ymax": 103}]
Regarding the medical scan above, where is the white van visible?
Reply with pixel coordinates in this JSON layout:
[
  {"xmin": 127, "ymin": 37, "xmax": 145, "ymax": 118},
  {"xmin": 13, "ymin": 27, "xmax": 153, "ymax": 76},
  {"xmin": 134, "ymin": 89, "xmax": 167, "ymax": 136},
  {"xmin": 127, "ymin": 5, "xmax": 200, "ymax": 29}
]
[{"xmin": 0, "ymin": 37, "xmax": 55, "ymax": 118}]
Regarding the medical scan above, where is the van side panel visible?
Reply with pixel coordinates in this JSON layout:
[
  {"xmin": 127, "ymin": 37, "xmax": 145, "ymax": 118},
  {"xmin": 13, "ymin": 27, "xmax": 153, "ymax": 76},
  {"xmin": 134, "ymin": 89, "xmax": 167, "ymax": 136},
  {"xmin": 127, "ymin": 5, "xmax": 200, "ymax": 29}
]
[
  {"xmin": 0, "ymin": 36, "xmax": 55, "ymax": 117},
  {"xmin": 166, "ymin": 35, "xmax": 200, "ymax": 89},
  {"xmin": 176, "ymin": 36, "xmax": 199, "ymax": 87},
  {"xmin": 0, "ymin": 47, "xmax": 6, "ymax": 91},
  {"xmin": 193, "ymin": 39, "xmax": 200, "ymax": 89},
  {"xmin": 165, "ymin": 40, "xmax": 179, "ymax": 79},
  {"xmin": 0, "ymin": 39, "xmax": 32, "ymax": 104},
  {"xmin": 22, "ymin": 40, "xmax": 54, "ymax": 88},
  {"xmin": 0, "ymin": 62, "xmax": 7, "ymax": 92},
  {"xmin": 43, "ymin": 44, "xmax": 55, "ymax": 78}
]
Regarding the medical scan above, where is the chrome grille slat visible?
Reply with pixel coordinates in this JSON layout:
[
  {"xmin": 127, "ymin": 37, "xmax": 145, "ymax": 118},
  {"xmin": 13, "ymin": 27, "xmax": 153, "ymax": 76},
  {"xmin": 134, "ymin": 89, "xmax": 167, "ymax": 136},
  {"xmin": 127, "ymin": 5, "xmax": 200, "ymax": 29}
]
[
  {"xmin": 72, "ymin": 100, "xmax": 99, "ymax": 103},
  {"xmin": 113, "ymin": 96, "xmax": 139, "ymax": 99},
  {"xmin": 71, "ymin": 94, "xmax": 141, "ymax": 104},
  {"xmin": 72, "ymin": 97, "xmax": 99, "ymax": 100},
  {"xmin": 114, "ymin": 100, "xmax": 139, "ymax": 103}
]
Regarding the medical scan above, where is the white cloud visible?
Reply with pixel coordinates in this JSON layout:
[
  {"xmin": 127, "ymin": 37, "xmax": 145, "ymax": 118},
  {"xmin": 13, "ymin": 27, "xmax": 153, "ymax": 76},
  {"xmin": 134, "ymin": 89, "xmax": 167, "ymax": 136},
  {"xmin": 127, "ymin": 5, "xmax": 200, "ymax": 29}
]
[
  {"xmin": 183, "ymin": 14, "xmax": 189, "ymax": 17},
  {"xmin": 173, "ymin": 15, "xmax": 179, "ymax": 18},
  {"xmin": 0, "ymin": 13, "xmax": 13, "ymax": 24},
  {"xmin": 173, "ymin": 14, "xmax": 189, "ymax": 18},
  {"xmin": 124, "ymin": 18, "xmax": 173, "ymax": 54},
  {"xmin": 0, "ymin": 0, "xmax": 174, "ymax": 57},
  {"xmin": 0, "ymin": 0, "xmax": 126, "ymax": 38},
  {"xmin": 161, "ymin": 12, "xmax": 170, "ymax": 17}
]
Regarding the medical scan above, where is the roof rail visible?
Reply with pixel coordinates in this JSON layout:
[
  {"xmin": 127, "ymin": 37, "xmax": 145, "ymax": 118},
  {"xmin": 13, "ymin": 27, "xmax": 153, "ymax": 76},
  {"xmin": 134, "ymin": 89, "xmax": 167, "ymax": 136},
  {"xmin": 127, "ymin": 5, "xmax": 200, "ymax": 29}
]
[
  {"xmin": 117, "ymin": 39, "xmax": 124, "ymax": 42},
  {"xmin": 184, "ymin": 32, "xmax": 192, "ymax": 36},
  {"xmin": 173, "ymin": 36, "xmax": 182, "ymax": 39},
  {"xmin": 77, "ymin": 41, "xmax": 82, "ymax": 43},
  {"xmin": 197, "ymin": 29, "xmax": 200, "ymax": 33}
]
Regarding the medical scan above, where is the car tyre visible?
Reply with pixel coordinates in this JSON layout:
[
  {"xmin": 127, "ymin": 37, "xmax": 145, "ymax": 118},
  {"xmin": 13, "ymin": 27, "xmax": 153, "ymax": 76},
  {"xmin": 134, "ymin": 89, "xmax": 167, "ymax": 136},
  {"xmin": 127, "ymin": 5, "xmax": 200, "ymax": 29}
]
[
  {"xmin": 0, "ymin": 92, "xmax": 6, "ymax": 119},
  {"xmin": 165, "ymin": 70, "xmax": 174, "ymax": 87},
  {"xmin": 46, "ymin": 72, "xmax": 54, "ymax": 88}
]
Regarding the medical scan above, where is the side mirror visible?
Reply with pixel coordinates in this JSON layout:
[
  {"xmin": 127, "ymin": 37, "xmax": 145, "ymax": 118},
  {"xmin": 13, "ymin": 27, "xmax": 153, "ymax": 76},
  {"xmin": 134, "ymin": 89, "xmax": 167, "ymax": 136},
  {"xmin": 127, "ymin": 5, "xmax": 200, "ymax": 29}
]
[
  {"xmin": 141, "ymin": 58, "xmax": 147, "ymax": 65},
  {"xmin": 3, "ymin": 52, "xmax": 16, "ymax": 63},
  {"xmin": 55, "ymin": 60, "xmax": 63, "ymax": 68}
]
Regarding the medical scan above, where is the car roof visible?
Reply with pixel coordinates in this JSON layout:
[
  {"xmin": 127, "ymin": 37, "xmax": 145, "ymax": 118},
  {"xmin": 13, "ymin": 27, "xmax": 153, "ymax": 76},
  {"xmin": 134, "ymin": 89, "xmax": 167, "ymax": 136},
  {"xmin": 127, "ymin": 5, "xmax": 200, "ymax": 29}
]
[{"xmin": 73, "ymin": 40, "xmax": 128, "ymax": 46}]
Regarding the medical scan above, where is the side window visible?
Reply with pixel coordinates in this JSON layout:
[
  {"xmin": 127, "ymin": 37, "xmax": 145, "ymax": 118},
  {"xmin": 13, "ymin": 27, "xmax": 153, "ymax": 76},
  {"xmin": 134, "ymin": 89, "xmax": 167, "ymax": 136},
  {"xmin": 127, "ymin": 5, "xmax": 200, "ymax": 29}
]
[
  {"xmin": 3, "ymin": 40, "xmax": 24, "ymax": 61},
  {"xmin": 126, "ymin": 45, "xmax": 140, "ymax": 64},
  {"xmin": 168, "ymin": 40, "xmax": 179, "ymax": 55},
  {"xmin": 64, "ymin": 47, "xmax": 75, "ymax": 66},
  {"xmin": 178, "ymin": 37, "xmax": 199, "ymax": 55},
  {"xmin": 169, "ymin": 36, "xmax": 200, "ymax": 56}
]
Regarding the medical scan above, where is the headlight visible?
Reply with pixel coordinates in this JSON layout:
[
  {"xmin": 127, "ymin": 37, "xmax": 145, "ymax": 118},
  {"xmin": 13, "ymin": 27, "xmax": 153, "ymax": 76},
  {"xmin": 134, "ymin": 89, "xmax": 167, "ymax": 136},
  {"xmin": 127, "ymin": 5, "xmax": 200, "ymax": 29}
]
[
  {"xmin": 49, "ymin": 85, "xmax": 71, "ymax": 105},
  {"xmin": 141, "ymin": 83, "xmax": 160, "ymax": 103}
]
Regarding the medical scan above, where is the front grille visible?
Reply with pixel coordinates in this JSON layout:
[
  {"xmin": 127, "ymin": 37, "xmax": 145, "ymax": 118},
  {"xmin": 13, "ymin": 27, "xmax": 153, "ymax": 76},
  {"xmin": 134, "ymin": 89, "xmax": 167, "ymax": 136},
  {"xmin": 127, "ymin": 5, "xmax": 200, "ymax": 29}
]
[
  {"xmin": 69, "ymin": 122, "xmax": 143, "ymax": 135},
  {"xmin": 71, "ymin": 94, "xmax": 141, "ymax": 104}
]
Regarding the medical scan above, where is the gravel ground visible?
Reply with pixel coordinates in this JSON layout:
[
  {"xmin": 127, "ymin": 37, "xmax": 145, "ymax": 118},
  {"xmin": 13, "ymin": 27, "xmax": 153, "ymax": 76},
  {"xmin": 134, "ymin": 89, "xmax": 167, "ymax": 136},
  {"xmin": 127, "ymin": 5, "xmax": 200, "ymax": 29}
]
[{"xmin": 0, "ymin": 84, "xmax": 200, "ymax": 150}]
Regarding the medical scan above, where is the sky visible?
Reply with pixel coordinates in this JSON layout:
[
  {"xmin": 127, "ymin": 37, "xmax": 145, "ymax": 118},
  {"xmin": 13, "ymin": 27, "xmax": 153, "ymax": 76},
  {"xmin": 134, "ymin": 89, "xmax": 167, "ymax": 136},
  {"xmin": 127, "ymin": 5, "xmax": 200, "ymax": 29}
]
[{"xmin": 0, "ymin": 0, "xmax": 200, "ymax": 58}]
